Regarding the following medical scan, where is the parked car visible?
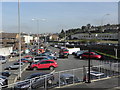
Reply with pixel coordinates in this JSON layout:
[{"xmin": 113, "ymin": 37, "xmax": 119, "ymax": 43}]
[
  {"xmin": 0, "ymin": 72, "xmax": 11, "ymax": 77},
  {"xmin": 18, "ymin": 58, "xmax": 33, "ymax": 63},
  {"xmin": 14, "ymin": 72, "xmax": 54, "ymax": 89},
  {"xmin": 30, "ymin": 60, "xmax": 58, "ymax": 70},
  {"xmin": 56, "ymin": 73, "xmax": 81, "ymax": 86},
  {"xmin": 33, "ymin": 56, "xmax": 51, "ymax": 62},
  {"xmin": 80, "ymin": 52, "xmax": 102, "ymax": 59},
  {"xmin": 23, "ymin": 55, "xmax": 33, "ymax": 60},
  {"xmin": 59, "ymin": 48, "xmax": 69, "ymax": 58},
  {"xmin": 74, "ymin": 50, "xmax": 87, "ymax": 58},
  {"xmin": 37, "ymin": 54, "xmax": 57, "ymax": 60},
  {"xmin": 87, "ymin": 71, "xmax": 107, "ymax": 80},
  {"xmin": 0, "ymin": 75, "xmax": 8, "ymax": 88},
  {"xmin": 0, "ymin": 56, "xmax": 7, "ymax": 64},
  {"xmin": 5, "ymin": 62, "xmax": 24, "ymax": 70}
]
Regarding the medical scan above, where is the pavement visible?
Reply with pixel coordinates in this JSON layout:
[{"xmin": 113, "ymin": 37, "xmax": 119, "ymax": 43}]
[{"xmin": 53, "ymin": 75, "xmax": 120, "ymax": 90}]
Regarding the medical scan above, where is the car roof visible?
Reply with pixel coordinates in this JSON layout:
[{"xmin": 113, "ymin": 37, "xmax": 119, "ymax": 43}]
[
  {"xmin": 40, "ymin": 59, "xmax": 55, "ymax": 62},
  {"xmin": 89, "ymin": 71, "xmax": 104, "ymax": 76},
  {"xmin": 0, "ymin": 75, "xmax": 7, "ymax": 79},
  {"xmin": 30, "ymin": 72, "xmax": 48, "ymax": 76},
  {"xmin": 60, "ymin": 73, "xmax": 74, "ymax": 78}
]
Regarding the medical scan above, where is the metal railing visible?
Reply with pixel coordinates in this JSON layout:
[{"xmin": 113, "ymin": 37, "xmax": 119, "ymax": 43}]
[{"xmin": 0, "ymin": 61, "xmax": 120, "ymax": 89}]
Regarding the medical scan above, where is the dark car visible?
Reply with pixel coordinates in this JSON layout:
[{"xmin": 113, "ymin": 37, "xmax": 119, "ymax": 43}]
[
  {"xmin": 18, "ymin": 58, "xmax": 33, "ymax": 63},
  {"xmin": 57, "ymin": 73, "xmax": 81, "ymax": 86},
  {"xmin": 0, "ymin": 72, "xmax": 11, "ymax": 77},
  {"xmin": 37, "ymin": 54, "xmax": 57, "ymax": 60},
  {"xmin": 14, "ymin": 72, "xmax": 54, "ymax": 89},
  {"xmin": 0, "ymin": 75, "xmax": 8, "ymax": 88},
  {"xmin": 59, "ymin": 48, "xmax": 69, "ymax": 58},
  {"xmin": 74, "ymin": 50, "xmax": 87, "ymax": 58}
]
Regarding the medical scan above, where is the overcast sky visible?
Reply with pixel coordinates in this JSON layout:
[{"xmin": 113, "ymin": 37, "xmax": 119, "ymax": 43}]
[{"xmin": 1, "ymin": 2, "xmax": 118, "ymax": 34}]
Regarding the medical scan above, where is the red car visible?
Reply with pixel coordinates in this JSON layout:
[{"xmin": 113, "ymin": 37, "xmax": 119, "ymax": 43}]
[
  {"xmin": 30, "ymin": 60, "xmax": 58, "ymax": 70},
  {"xmin": 59, "ymin": 48, "xmax": 69, "ymax": 58},
  {"xmin": 80, "ymin": 52, "xmax": 102, "ymax": 59}
]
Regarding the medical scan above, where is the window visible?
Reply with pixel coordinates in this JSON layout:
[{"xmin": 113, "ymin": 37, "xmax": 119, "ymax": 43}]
[
  {"xmin": 83, "ymin": 53, "xmax": 89, "ymax": 55},
  {"xmin": 40, "ymin": 61, "xmax": 50, "ymax": 64}
]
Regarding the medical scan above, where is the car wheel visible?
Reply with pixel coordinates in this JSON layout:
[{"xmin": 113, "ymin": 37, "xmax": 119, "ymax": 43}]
[
  {"xmin": 49, "ymin": 66, "xmax": 54, "ymax": 71},
  {"xmin": 47, "ymin": 79, "xmax": 53, "ymax": 85},
  {"xmin": 79, "ymin": 56, "xmax": 82, "ymax": 59},
  {"xmin": 33, "ymin": 67, "xmax": 37, "ymax": 71}
]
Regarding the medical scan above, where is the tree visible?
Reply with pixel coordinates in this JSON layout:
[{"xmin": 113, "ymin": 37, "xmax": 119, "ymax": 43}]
[{"xmin": 61, "ymin": 29, "xmax": 65, "ymax": 33}]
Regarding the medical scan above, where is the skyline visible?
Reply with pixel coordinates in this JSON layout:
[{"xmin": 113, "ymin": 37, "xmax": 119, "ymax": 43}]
[{"xmin": 1, "ymin": 2, "xmax": 118, "ymax": 34}]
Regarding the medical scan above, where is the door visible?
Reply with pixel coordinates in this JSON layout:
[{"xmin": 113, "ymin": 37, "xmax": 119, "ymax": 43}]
[{"xmin": 38, "ymin": 61, "xmax": 51, "ymax": 69}]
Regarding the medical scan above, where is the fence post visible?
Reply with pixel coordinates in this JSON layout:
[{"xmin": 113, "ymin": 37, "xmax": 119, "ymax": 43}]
[
  {"xmin": 114, "ymin": 48, "xmax": 118, "ymax": 59},
  {"xmin": 59, "ymin": 72, "xmax": 61, "ymax": 88},
  {"xmin": 73, "ymin": 69, "xmax": 74, "ymax": 84},
  {"xmin": 29, "ymin": 79, "xmax": 32, "ymax": 90},
  {"xmin": 44, "ymin": 75, "xmax": 47, "ymax": 90}
]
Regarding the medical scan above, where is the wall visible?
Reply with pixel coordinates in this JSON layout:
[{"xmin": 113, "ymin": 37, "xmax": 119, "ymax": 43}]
[{"xmin": 0, "ymin": 47, "xmax": 13, "ymax": 56}]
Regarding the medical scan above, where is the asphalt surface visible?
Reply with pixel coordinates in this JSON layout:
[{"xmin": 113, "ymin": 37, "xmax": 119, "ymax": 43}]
[
  {"xmin": 53, "ymin": 76, "xmax": 120, "ymax": 89},
  {"xmin": 3, "ymin": 45, "xmax": 119, "ymax": 89}
]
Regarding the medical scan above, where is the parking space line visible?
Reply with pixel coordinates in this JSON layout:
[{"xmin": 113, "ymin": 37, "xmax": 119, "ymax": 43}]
[{"xmin": 57, "ymin": 59, "xmax": 69, "ymax": 60}]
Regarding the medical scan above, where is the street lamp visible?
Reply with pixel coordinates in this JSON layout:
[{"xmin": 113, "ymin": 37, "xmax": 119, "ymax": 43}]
[
  {"xmin": 65, "ymin": 30, "xmax": 66, "ymax": 47},
  {"xmin": 87, "ymin": 32, "xmax": 91, "ymax": 83},
  {"xmin": 18, "ymin": 0, "xmax": 22, "ymax": 80},
  {"xmin": 32, "ymin": 18, "xmax": 46, "ymax": 54},
  {"xmin": 101, "ymin": 14, "xmax": 110, "ymax": 33}
]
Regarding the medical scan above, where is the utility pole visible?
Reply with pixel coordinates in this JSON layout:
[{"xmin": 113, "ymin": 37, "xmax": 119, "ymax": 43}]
[{"xmin": 18, "ymin": 0, "xmax": 21, "ymax": 80}]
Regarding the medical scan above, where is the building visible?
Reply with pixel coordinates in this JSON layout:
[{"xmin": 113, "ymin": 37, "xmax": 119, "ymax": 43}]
[
  {"xmin": 0, "ymin": 33, "xmax": 25, "ymax": 50},
  {"xmin": 22, "ymin": 35, "xmax": 34, "ymax": 44},
  {"xmin": 49, "ymin": 34, "xmax": 59, "ymax": 41},
  {"xmin": 70, "ymin": 33, "xmax": 118, "ymax": 40}
]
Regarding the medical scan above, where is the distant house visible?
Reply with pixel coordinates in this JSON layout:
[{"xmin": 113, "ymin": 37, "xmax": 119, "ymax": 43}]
[
  {"xmin": 49, "ymin": 34, "xmax": 59, "ymax": 41},
  {"xmin": 0, "ymin": 33, "xmax": 25, "ymax": 50}
]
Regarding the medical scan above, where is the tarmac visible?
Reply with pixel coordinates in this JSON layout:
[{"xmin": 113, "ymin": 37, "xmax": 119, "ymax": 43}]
[{"xmin": 53, "ymin": 75, "xmax": 120, "ymax": 90}]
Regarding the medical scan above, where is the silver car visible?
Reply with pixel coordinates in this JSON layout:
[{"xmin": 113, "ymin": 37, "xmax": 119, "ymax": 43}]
[{"xmin": 0, "ymin": 56, "xmax": 7, "ymax": 64}]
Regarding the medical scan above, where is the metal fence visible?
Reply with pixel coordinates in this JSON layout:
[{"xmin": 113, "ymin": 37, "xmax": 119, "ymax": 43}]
[{"xmin": 0, "ymin": 61, "xmax": 120, "ymax": 90}]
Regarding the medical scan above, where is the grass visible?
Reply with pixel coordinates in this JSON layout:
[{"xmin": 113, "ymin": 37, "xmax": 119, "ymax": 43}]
[{"xmin": 95, "ymin": 51, "xmax": 119, "ymax": 60}]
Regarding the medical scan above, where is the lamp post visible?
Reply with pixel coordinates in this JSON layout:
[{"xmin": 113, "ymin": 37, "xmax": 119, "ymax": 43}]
[
  {"xmin": 32, "ymin": 18, "xmax": 46, "ymax": 54},
  {"xmin": 65, "ymin": 30, "xmax": 66, "ymax": 47},
  {"xmin": 18, "ymin": 0, "xmax": 22, "ymax": 80},
  {"xmin": 101, "ymin": 14, "xmax": 110, "ymax": 33},
  {"xmin": 87, "ymin": 32, "xmax": 91, "ymax": 83}
]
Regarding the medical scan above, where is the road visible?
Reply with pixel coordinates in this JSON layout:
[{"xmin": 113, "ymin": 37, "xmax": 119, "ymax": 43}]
[{"xmin": 21, "ymin": 46, "xmax": 119, "ymax": 81}]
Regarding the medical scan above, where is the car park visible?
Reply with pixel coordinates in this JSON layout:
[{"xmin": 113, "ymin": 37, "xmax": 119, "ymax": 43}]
[
  {"xmin": 56, "ymin": 73, "xmax": 81, "ymax": 85},
  {"xmin": 14, "ymin": 72, "xmax": 54, "ymax": 89},
  {"xmin": 80, "ymin": 52, "xmax": 102, "ymax": 59},
  {"xmin": 30, "ymin": 60, "xmax": 58, "ymax": 70},
  {"xmin": 0, "ymin": 56, "xmax": 7, "ymax": 64}
]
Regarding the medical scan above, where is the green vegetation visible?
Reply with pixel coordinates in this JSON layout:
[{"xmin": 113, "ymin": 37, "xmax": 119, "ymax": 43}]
[{"xmin": 95, "ymin": 51, "xmax": 119, "ymax": 60}]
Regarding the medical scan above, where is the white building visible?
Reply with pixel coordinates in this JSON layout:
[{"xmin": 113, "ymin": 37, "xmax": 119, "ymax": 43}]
[
  {"xmin": 71, "ymin": 33, "xmax": 118, "ymax": 40},
  {"xmin": 23, "ymin": 35, "xmax": 34, "ymax": 44}
]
